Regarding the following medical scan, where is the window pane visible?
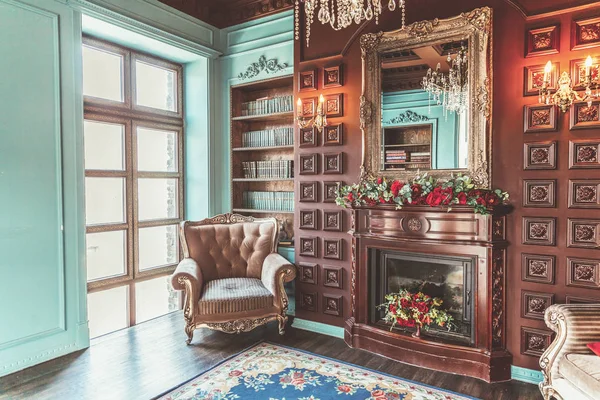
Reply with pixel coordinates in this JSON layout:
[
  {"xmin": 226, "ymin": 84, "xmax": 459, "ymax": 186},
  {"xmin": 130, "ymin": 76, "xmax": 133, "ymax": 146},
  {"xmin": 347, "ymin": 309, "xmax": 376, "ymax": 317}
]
[
  {"xmin": 138, "ymin": 178, "xmax": 178, "ymax": 221},
  {"xmin": 83, "ymin": 45, "xmax": 123, "ymax": 102},
  {"xmin": 86, "ymin": 230, "xmax": 126, "ymax": 281},
  {"xmin": 85, "ymin": 177, "xmax": 126, "ymax": 225},
  {"xmin": 135, "ymin": 61, "xmax": 176, "ymax": 112},
  {"xmin": 139, "ymin": 225, "xmax": 178, "ymax": 271},
  {"xmin": 137, "ymin": 127, "xmax": 177, "ymax": 172},
  {"xmin": 88, "ymin": 286, "xmax": 128, "ymax": 338},
  {"xmin": 135, "ymin": 276, "xmax": 179, "ymax": 323},
  {"xmin": 84, "ymin": 120, "xmax": 125, "ymax": 170}
]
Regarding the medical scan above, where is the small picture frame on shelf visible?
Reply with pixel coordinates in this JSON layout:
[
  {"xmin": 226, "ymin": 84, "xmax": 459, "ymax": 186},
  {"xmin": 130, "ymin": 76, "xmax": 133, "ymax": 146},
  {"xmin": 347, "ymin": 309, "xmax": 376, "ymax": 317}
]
[
  {"xmin": 299, "ymin": 153, "xmax": 318, "ymax": 175},
  {"xmin": 323, "ymin": 153, "xmax": 343, "ymax": 174},
  {"xmin": 524, "ymin": 104, "xmax": 557, "ymax": 133},
  {"xmin": 323, "ymin": 65, "xmax": 343, "ymax": 88},
  {"xmin": 526, "ymin": 25, "xmax": 560, "ymax": 57},
  {"xmin": 524, "ymin": 63, "xmax": 559, "ymax": 96},
  {"xmin": 323, "ymin": 124, "xmax": 343, "ymax": 146},
  {"xmin": 324, "ymin": 94, "xmax": 343, "ymax": 117},
  {"xmin": 299, "ymin": 127, "xmax": 317, "ymax": 148},
  {"xmin": 572, "ymin": 16, "xmax": 600, "ymax": 51},
  {"xmin": 298, "ymin": 69, "xmax": 317, "ymax": 92}
]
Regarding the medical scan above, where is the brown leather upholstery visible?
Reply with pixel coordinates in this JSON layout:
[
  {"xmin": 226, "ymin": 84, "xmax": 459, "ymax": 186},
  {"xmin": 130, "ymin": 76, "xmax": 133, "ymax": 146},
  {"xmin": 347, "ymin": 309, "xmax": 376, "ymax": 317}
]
[{"xmin": 170, "ymin": 214, "xmax": 296, "ymax": 344}]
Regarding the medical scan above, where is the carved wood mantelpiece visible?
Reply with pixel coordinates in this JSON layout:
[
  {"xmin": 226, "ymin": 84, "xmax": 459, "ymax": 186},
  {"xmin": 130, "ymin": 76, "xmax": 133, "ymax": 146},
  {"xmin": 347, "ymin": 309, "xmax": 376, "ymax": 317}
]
[{"xmin": 346, "ymin": 205, "xmax": 512, "ymax": 383}]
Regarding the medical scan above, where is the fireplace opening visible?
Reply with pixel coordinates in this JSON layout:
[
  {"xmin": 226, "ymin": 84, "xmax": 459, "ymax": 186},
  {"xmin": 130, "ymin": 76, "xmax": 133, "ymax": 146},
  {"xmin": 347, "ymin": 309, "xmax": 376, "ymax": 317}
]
[{"xmin": 369, "ymin": 249, "xmax": 476, "ymax": 346}]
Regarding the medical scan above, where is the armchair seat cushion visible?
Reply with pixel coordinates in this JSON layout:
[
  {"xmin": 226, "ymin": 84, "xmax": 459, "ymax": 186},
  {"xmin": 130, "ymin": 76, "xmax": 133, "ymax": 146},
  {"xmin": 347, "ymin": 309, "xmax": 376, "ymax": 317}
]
[
  {"xmin": 559, "ymin": 353, "xmax": 600, "ymax": 397},
  {"xmin": 198, "ymin": 278, "xmax": 273, "ymax": 315}
]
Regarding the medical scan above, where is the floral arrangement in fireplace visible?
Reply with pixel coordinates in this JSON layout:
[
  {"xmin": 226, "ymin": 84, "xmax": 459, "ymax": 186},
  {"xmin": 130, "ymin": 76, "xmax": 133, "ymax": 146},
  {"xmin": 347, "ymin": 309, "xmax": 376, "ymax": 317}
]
[
  {"xmin": 335, "ymin": 173, "xmax": 509, "ymax": 215},
  {"xmin": 377, "ymin": 289, "xmax": 453, "ymax": 338}
]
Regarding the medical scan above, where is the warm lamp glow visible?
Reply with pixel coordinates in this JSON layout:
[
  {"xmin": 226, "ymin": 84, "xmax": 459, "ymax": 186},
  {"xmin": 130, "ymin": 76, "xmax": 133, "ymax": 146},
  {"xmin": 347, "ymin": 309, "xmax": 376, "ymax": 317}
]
[
  {"xmin": 544, "ymin": 61, "xmax": 552, "ymax": 74},
  {"xmin": 297, "ymin": 98, "xmax": 302, "ymax": 107},
  {"xmin": 319, "ymin": 94, "xmax": 325, "ymax": 104},
  {"xmin": 586, "ymin": 56, "xmax": 593, "ymax": 68}
]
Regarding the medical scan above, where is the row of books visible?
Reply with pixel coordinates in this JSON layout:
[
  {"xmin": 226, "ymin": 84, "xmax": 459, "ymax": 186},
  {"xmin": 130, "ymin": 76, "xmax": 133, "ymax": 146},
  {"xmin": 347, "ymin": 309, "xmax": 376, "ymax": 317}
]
[
  {"xmin": 242, "ymin": 160, "xmax": 294, "ymax": 179},
  {"xmin": 384, "ymin": 150, "xmax": 431, "ymax": 164},
  {"xmin": 410, "ymin": 151, "xmax": 431, "ymax": 164},
  {"xmin": 241, "ymin": 127, "xmax": 294, "ymax": 148},
  {"xmin": 242, "ymin": 191, "xmax": 294, "ymax": 211},
  {"xmin": 240, "ymin": 95, "xmax": 294, "ymax": 116}
]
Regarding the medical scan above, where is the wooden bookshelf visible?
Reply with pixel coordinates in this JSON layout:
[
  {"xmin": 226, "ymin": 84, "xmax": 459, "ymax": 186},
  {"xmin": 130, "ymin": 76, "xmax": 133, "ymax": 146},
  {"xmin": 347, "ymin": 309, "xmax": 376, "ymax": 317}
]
[
  {"xmin": 230, "ymin": 75, "xmax": 295, "ymax": 245},
  {"xmin": 382, "ymin": 125, "xmax": 432, "ymax": 171}
]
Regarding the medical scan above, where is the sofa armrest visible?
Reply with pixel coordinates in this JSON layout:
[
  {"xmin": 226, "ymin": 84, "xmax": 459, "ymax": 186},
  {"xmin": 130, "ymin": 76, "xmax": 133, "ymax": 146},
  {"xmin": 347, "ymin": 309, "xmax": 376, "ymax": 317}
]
[
  {"xmin": 261, "ymin": 253, "xmax": 296, "ymax": 310},
  {"xmin": 540, "ymin": 304, "xmax": 600, "ymax": 394},
  {"xmin": 170, "ymin": 258, "xmax": 204, "ymax": 304}
]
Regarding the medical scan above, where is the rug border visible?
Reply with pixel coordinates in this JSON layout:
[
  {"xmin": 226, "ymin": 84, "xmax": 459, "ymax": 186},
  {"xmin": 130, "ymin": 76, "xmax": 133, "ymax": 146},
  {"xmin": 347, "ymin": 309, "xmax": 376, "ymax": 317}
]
[{"xmin": 153, "ymin": 340, "xmax": 480, "ymax": 400}]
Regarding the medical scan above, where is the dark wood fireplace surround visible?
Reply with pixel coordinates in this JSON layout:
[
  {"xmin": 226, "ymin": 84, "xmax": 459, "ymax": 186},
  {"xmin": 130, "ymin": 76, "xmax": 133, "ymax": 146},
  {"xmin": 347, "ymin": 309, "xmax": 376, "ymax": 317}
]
[{"xmin": 346, "ymin": 205, "xmax": 511, "ymax": 382}]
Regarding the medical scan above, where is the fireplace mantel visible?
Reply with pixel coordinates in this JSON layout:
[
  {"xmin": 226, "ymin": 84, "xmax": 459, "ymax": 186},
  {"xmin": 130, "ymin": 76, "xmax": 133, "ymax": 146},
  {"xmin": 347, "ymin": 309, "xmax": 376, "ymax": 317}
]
[{"xmin": 346, "ymin": 205, "xmax": 511, "ymax": 382}]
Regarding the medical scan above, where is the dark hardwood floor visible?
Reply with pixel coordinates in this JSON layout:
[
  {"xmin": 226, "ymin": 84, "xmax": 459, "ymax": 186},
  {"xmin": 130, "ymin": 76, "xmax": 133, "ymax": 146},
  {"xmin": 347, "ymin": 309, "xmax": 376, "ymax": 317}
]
[{"xmin": 0, "ymin": 312, "xmax": 541, "ymax": 400}]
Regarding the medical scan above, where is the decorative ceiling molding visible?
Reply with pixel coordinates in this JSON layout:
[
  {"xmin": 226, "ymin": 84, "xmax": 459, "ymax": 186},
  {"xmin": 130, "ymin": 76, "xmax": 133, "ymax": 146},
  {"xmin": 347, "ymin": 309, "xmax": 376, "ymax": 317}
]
[{"xmin": 504, "ymin": 0, "xmax": 600, "ymax": 20}]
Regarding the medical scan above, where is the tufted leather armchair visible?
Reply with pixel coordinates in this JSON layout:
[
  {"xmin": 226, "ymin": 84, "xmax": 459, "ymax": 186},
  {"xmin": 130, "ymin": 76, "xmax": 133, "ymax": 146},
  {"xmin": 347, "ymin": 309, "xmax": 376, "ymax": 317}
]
[{"xmin": 169, "ymin": 213, "xmax": 296, "ymax": 344}]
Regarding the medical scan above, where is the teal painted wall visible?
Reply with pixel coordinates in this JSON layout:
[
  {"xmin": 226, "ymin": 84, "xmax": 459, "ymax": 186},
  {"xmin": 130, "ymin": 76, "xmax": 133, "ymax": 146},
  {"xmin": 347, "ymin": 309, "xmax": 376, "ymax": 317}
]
[{"xmin": 382, "ymin": 90, "xmax": 459, "ymax": 169}]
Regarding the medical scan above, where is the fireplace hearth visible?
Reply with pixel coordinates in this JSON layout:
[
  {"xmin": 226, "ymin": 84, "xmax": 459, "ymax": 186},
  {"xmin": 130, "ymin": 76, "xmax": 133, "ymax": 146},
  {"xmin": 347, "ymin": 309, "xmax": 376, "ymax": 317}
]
[{"xmin": 346, "ymin": 205, "xmax": 511, "ymax": 382}]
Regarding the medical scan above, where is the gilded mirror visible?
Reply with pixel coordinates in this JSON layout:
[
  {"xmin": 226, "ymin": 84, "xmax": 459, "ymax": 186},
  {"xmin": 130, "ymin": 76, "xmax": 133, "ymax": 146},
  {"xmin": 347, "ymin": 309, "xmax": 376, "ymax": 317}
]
[{"xmin": 359, "ymin": 7, "xmax": 493, "ymax": 187}]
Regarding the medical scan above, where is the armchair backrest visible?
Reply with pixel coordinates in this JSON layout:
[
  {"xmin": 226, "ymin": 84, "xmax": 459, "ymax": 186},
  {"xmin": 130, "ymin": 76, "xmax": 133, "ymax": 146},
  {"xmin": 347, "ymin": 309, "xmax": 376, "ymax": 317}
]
[{"xmin": 180, "ymin": 213, "xmax": 278, "ymax": 282}]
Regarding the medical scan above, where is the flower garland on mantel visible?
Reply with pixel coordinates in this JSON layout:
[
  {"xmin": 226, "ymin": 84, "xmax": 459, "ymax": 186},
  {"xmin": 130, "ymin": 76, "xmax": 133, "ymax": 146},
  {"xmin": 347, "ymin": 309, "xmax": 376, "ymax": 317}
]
[{"xmin": 335, "ymin": 174, "xmax": 509, "ymax": 215}]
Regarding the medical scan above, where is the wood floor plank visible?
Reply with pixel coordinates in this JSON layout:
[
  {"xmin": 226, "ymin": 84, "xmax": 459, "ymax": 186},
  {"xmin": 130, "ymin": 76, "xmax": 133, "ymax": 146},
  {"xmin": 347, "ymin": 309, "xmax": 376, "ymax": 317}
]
[{"xmin": 0, "ymin": 312, "xmax": 542, "ymax": 400}]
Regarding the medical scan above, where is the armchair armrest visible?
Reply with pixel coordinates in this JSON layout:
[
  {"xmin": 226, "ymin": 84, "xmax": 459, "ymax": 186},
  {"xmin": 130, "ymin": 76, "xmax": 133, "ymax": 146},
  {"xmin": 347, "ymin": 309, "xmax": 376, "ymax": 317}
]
[
  {"xmin": 261, "ymin": 253, "xmax": 296, "ymax": 310},
  {"xmin": 540, "ymin": 304, "xmax": 600, "ymax": 394},
  {"xmin": 170, "ymin": 258, "xmax": 204, "ymax": 304}
]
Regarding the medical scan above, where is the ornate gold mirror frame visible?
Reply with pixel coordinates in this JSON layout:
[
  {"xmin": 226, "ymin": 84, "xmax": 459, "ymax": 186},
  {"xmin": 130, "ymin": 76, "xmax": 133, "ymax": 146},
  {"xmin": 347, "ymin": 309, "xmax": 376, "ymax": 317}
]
[{"xmin": 359, "ymin": 7, "xmax": 493, "ymax": 187}]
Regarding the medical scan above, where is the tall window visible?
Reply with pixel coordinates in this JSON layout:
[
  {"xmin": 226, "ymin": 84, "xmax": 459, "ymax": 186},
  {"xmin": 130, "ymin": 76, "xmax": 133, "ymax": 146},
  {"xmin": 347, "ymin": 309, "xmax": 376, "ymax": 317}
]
[{"xmin": 82, "ymin": 37, "xmax": 184, "ymax": 338}]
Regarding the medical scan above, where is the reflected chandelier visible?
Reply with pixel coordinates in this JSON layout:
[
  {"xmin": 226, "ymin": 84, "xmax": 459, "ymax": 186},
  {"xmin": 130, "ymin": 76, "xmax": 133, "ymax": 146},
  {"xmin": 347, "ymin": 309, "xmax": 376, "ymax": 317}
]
[
  {"xmin": 422, "ymin": 47, "xmax": 469, "ymax": 116},
  {"xmin": 294, "ymin": 0, "xmax": 406, "ymax": 46}
]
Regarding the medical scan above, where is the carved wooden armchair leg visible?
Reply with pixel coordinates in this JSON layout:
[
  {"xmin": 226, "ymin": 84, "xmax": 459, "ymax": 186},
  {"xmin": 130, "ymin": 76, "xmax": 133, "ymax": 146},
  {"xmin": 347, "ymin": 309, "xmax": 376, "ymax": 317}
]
[
  {"xmin": 185, "ymin": 321, "xmax": 195, "ymax": 345},
  {"xmin": 277, "ymin": 314, "xmax": 288, "ymax": 335}
]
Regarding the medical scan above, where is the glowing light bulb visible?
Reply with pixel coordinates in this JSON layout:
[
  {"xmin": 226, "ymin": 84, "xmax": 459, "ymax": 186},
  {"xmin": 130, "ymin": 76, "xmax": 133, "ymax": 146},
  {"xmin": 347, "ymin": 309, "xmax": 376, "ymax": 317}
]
[
  {"xmin": 544, "ymin": 61, "xmax": 552, "ymax": 82},
  {"xmin": 319, "ymin": 94, "xmax": 325, "ymax": 104},
  {"xmin": 586, "ymin": 55, "xmax": 593, "ymax": 76}
]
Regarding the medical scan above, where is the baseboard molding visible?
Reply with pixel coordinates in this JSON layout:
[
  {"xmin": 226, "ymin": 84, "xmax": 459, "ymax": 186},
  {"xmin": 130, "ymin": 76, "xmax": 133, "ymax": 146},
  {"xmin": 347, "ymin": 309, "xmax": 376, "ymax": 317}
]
[
  {"xmin": 291, "ymin": 318, "xmax": 344, "ymax": 339},
  {"xmin": 511, "ymin": 365, "xmax": 544, "ymax": 385}
]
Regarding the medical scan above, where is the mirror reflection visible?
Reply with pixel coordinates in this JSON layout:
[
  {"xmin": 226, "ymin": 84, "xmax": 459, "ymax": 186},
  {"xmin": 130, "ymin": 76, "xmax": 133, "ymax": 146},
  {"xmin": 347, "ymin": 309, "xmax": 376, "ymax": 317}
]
[{"xmin": 380, "ymin": 39, "xmax": 469, "ymax": 172}]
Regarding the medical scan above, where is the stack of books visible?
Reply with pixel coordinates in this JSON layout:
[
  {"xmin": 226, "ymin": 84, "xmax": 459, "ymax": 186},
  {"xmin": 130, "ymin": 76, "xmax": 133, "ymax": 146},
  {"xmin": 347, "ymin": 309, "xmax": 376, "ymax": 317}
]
[
  {"xmin": 241, "ymin": 95, "xmax": 294, "ymax": 116},
  {"xmin": 241, "ymin": 160, "xmax": 293, "ymax": 179},
  {"xmin": 241, "ymin": 127, "xmax": 293, "ymax": 148},
  {"xmin": 385, "ymin": 150, "xmax": 408, "ymax": 164},
  {"xmin": 242, "ymin": 191, "xmax": 294, "ymax": 211},
  {"xmin": 410, "ymin": 152, "xmax": 431, "ymax": 164}
]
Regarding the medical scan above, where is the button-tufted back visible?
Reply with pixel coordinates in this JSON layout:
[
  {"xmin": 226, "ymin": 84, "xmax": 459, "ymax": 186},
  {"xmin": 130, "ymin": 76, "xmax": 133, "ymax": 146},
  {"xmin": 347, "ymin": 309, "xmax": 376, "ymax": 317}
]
[{"xmin": 180, "ymin": 217, "xmax": 277, "ymax": 282}]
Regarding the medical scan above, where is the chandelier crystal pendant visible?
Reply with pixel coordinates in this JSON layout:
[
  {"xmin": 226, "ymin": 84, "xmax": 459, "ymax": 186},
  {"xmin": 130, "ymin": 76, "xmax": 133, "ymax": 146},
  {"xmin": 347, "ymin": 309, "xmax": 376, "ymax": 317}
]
[
  {"xmin": 422, "ymin": 47, "xmax": 469, "ymax": 116},
  {"xmin": 295, "ymin": 0, "xmax": 405, "ymax": 47}
]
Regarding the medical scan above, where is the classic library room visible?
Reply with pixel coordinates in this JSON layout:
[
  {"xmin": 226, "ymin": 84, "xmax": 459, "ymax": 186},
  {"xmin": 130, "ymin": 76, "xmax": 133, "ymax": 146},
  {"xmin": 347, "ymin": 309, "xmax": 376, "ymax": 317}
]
[{"xmin": 3, "ymin": 0, "xmax": 600, "ymax": 399}]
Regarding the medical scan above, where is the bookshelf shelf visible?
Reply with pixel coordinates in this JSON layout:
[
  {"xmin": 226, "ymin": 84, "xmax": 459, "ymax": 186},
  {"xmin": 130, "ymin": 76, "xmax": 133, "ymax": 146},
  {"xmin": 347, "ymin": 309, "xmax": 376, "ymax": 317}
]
[
  {"xmin": 230, "ymin": 75, "xmax": 295, "ymax": 242},
  {"xmin": 382, "ymin": 125, "xmax": 432, "ymax": 171}
]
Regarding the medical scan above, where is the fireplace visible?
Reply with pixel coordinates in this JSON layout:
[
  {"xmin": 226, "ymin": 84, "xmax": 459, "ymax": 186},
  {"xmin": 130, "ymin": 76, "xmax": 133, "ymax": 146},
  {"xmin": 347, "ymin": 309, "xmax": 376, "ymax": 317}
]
[
  {"xmin": 346, "ymin": 205, "xmax": 511, "ymax": 382},
  {"xmin": 369, "ymin": 249, "xmax": 475, "ymax": 345}
]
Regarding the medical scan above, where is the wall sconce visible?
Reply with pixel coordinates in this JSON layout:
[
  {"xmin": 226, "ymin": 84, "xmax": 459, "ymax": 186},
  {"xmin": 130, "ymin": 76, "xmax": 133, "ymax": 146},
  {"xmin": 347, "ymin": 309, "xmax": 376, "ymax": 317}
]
[
  {"xmin": 540, "ymin": 58, "xmax": 598, "ymax": 113},
  {"xmin": 297, "ymin": 94, "xmax": 327, "ymax": 132}
]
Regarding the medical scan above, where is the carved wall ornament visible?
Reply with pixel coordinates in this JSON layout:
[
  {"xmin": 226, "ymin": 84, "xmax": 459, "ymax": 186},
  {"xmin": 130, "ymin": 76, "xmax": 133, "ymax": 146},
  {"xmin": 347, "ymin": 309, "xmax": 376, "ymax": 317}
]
[
  {"xmin": 384, "ymin": 110, "xmax": 429, "ymax": 125},
  {"xmin": 523, "ymin": 180, "xmax": 556, "ymax": 207},
  {"xmin": 301, "ymin": 292, "xmax": 317, "ymax": 312},
  {"xmin": 526, "ymin": 25, "xmax": 560, "ymax": 57},
  {"xmin": 299, "ymin": 181, "xmax": 318, "ymax": 202},
  {"xmin": 522, "ymin": 217, "xmax": 556, "ymax": 246},
  {"xmin": 522, "ymin": 253, "xmax": 555, "ymax": 284},
  {"xmin": 323, "ymin": 265, "xmax": 343, "ymax": 289},
  {"xmin": 299, "ymin": 153, "xmax": 318, "ymax": 175},
  {"xmin": 569, "ymin": 180, "xmax": 600, "ymax": 208},
  {"xmin": 570, "ymin": 101, "xmax": 600, "ymax": 129},
  {"xmin": 524, "ymin": 63, "xmax": 559, "ymax": 96},
  {"xmin": 522, "ymin": 291, "xmax": 554, "ymax": 320},
  {"xmin": 477, "ymin": 78, "xmax": 491, "ymax": 119},
  {"xmin": 238, "ymin": 55, "xmax": 288, "ymax": 80},
  {"xmin": 300, "ymin": 209, "xmax": 317, "ymax": 230},
  {"xmin": 359, "ymin": 96, "xmax": 373, "ymax": 130},
  {"xmin": 492, "ymin": 248, "xmax": 505, "ymax": 349},
  {"xmin": 572, "ymin": 16, "xmax": 600, "ymax": 51},
  {"xmin": 569, "ymin": 140, "xmax": 600, "ymax": 169},
  {"xmin": 323, "ymin": 181, "xmax": 342, "ymax": 203},
  {"xmin": 298, "ymin": 262, "xmax": 318, "ymax": 285},
  {"xmin": 299, "ymin": 236, "xmax": 318, "ymax": 257},
  {"xmin": 524, "ymin": 105, "xmax": 557, "ymax": 133},
  {"xmin": 360, "ymin": 32, "xmax": 383, "ymax": 71},
  {"xmin": 323, "ymin": 294, "xmax": 342, "ymax": 316},
  {"xmin": 323, "ymin": 238, "xmax": 343, "ymax": 260},
  {"xmin": 524, "ymin": 141, "xmax": 557, "ymax": 170},
  {"xmin": 299, "ymin": 127, "xmax": 317, "ymax": 148},
  {"xmin": 521, "ymin": 327, "xmax": 552, "ymax": 357},
  {"xmin": 323, "ymin": 124, "xmax": 343, "ymax": 146},
  {"xmin": 323, "ymin": 153, "xmax": 343, "ymax": 174},
  {"xmin": 323, "ymin": 64, "xmax": 343, "ymax": 88},
  {"xmin": 324, "ymin": 210, "xmax": 343, "ymax": 232},
  {"xmin": 406, "ymin": 18, "xmax": 440, "ymax": 38},
  {"xmin": 567, "ymin": 257, "xmax": 600, "ymax": 289},
  {"xmin": 568, "ymin": 218, "xmax": 600, "ymax": 249}
]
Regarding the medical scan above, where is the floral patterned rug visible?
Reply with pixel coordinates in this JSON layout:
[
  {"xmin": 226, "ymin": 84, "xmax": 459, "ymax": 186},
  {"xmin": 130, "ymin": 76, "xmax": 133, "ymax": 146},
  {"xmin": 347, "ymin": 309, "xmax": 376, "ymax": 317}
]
[{"xmin": 156, "ymin": 342, "xmax": 478, "ymax": 400}]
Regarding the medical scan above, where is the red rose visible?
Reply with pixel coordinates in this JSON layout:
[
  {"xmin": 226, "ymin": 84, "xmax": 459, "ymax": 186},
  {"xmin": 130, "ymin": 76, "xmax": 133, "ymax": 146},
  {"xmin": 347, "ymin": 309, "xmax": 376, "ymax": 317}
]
[
  {"xmin": 338, "ymin": 385, "xmax": 353, "ymax": 393},
  {"xmin": 411, "ymin": 184, "xmax": 423, "ymax": 196},
  {"xmin": 229, "ymin": 370, "xmax": 243, "ymax": 377},
  {"xmin": 389, "ymin": 304, "xmax": 397, "ymax": 314},
  {"xmin": 457, "ymin": 192, "xmax": 467, "ymax": 205},
  {"xmin": 485, "ymin": 192, "xmax": 499, "ymax": 206},
  {"xmin": 371, "ymin": 390, "xmax": 385, "ymax": 396},
  {"xmin": 417, "ymin": 303, "xmax": 429, "ymax": 313},
  {"xmin": 347, "ymin": 193, "xmax": 354, "ymax": 201},
  {"xmin": 379, "ymin": 196, "xmax": 386, "ymax": 204},
  {"xmin": 476, "ymin": 197, "xmax": 486, "ymax": 206},
  {"xmin": 400, "ymin": 299, "xmax": 409, "ymax": 308},
  {"xmin": 391, "ymin": 180, "xmax": 403, "ymax": 197},
  {"xmin": 426, "ymin": 187, "xmax": 444, "ymax": 206},
  {"xmin": 377, "ymin": 177, "xmax": 383, "ymax": 185},
  {"xmin": 405, "ymin": 319, "xmax": 415, "ymax": 327}
]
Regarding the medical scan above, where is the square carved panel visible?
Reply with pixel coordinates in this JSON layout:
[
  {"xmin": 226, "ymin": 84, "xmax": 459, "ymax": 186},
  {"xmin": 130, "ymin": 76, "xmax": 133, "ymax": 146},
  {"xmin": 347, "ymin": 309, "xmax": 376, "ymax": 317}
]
[
  {"xmin": 300, "ymin": 291, "xmax": 317, "ymax": 312},
  {"xmin": 524, "ymin": 63, "xmax": 559, "ymax": 96},
  {"xmin": 323, "ymin": 64, "xmax": 343, "ymax": 88},
  {"xmin": 524, "ymin": 104, "xmax": 557, "ymax": 133},
  {"xmin": 569, "ymin": 179, "xmax": 600, "ymax": 208},
  {"xmin": 522, "ymin": 290, "xmax": 554, "ymax": 320},
  {"xmin": 324, "ymin": 93, "xmax": 343, "ymax": 117},
  {"xmin": 323, "ymin": 238, "xmax": 343, "ymax": 260},
  {"xmin": 298, "ymin": 262, "xmax": 318, "ymax": 285},
  {"xmin": 299, "ymin": 153, "xmax": 318, "ymax": 175},
  {"xmin": 299, "ymin": 209, "xmax": 318, "ymax": 230},
  {"xmin": 570, "ymin": 101, "xmax": 600, "ymax": 129},
  {"xmin": 299, "ymin": 236, "xmax": 318, "ymax": 257},
  {"xmin": 526, "ymin": 25, "xmax": 560, "ymax": 57},
  {"xmin": 567, "ymin": 257, "xmax": 600, "ymax": 289},
  {"xmin": 323, "ymin": 210, "xmax": 343, "ymax": 232},
  {"xmin": 299, "ymin": 181, "xmax": 318, "ymax": 202},
  {"xmin": 323, "ymin": 294, "xmax": 343, "ymax": 316},
  {"xmin": 323, "ymin": 181, "xmax": 342, "ymax": 203},
  {"xmin": 323, "ymin": 265, "xmax": 343, "ymax": 289},
  {"xmin": 567, "ymin": 295, "xmax": 600, "ymax": 304},
  {"xmin": 567, "ymin": 218, "xmax": 600, "ymax": 249},
  {"xmin": 323, "ymin": 152, "xmax": 343, "ymax": 174},
  {"xmin": 522, "ymin": 217, "xmax": 556, "ymax": 246},
  {"xmin": 323, "ymin": 124, "xmax": 343, "ymax": 146},
  {"xmin": 524, "ymin": 141, "xmax": 557, "ymax": 170},
  {"xmin": 523, "ymin": 179, "xmax": 556, "ymax": 207},
  {"xmin": 572, "ymin": 16, "xmax": 600, "ymax": 51},
  {"xmin": 569, "ymin": 140, "xmax": 600, "ymax": 169},
  {"xmin": 298, "ymin": 69, "xmax": 317, "ymax": 92},
  {"xmin": 300, "ymin": 97, "xmax": 316, "ymax": 117},
  {"xmin": 570, "ymin": 58, "xmax": 600, "ymax": 90},
  {"xmin": 299, "ymin": 127, "xmax": 317, "ymax": 148},
  {"xmin": 522, "ymin": 253, "xmax": 555, "ymax": 284},
  {"xmin": 521, "ymin": 327, "xmax": 553, "ymax": 357}
]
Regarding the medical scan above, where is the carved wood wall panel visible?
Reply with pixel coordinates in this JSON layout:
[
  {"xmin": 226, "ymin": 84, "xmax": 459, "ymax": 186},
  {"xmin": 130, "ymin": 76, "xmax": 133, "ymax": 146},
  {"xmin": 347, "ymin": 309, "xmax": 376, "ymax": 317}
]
[
  {"xmin": 521, "ymin": 327, "xmax": 553, "ymax": 357},
  {"xmin": 566, "ymin": 257, "xmax": 600, "ymax": 289}
]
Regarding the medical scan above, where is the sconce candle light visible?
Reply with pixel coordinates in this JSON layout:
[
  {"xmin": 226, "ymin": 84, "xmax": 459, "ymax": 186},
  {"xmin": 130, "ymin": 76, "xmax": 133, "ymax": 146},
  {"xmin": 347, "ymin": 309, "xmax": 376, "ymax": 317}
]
[
  {"xmin": 297, "ymin": 94, "xmax": 327, "ymax": 132},
  {"xmin": 540, "ymin": 57, "xmax": 598, "ymax": 112}
]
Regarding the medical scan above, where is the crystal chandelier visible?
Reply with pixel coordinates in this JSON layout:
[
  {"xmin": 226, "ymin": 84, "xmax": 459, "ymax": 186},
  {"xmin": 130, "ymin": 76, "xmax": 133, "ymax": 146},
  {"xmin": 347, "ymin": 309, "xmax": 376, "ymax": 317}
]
[
  {"xmin": 295, "ymin": 0, "xmax": 405, "ymax": 47},
  {"xmin": 422, "ymin": 47, "xmax": 469, "ymax": 116}
]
